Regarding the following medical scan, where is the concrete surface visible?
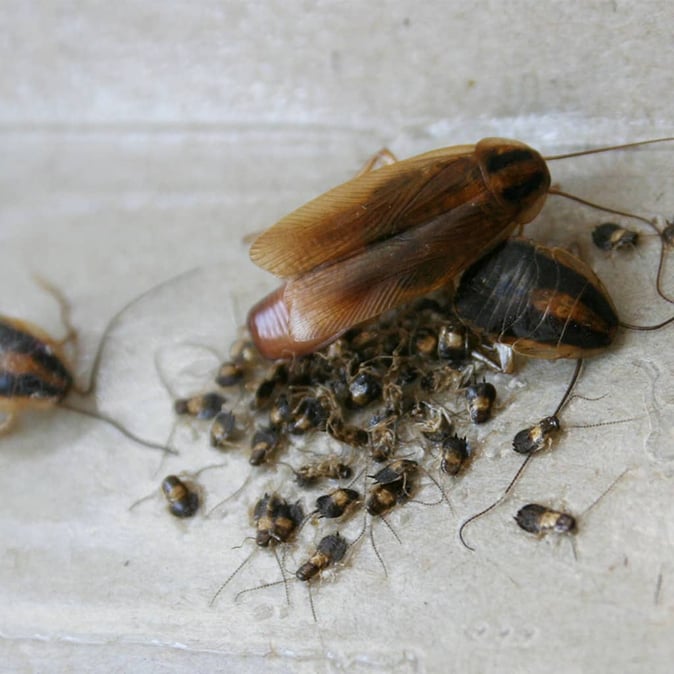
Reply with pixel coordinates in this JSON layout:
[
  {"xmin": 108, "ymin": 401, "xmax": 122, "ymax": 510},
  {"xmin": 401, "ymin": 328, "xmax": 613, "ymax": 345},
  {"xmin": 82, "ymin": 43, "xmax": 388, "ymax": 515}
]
[{"xmin": 1, "ymin": 2, "xmax": 674, "ymax": 672}]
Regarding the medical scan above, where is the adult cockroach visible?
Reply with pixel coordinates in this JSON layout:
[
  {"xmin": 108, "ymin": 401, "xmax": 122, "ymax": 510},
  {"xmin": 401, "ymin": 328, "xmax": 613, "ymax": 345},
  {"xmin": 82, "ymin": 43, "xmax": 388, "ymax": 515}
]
[
  {"xmin": 453, "ymin": 238, "xmax": 674, "ymax": 359},
  {"xmin": 247, "ymin": 136, "xmax": 673, "ymax": 360}
]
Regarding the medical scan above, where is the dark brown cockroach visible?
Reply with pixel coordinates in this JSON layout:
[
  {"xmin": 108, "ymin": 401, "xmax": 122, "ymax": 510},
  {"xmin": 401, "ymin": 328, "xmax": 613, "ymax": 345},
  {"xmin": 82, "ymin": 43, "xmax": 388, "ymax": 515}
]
[
  {"xmin": 269, "ymin": 392, "xmax": 293, "ymax": 428},
  {"xmin": 515, "ymin": 503, "xmax": 576, "ymax": 536},
  {"xmin": 174, "ymin": 392, "xmax": 227, "ymax": 420},
  {"xmin": 592, "ymin": 222, "xmax": 639, "ymax": 251},
  {"xmin": 247, "ymin": 137, "xmax": 674, "ymax": 359},
  {"xmin": 346, "ymin": 367, "xmax": 383, "ymax": 409},
  {"xmin": 365, "ymin": 459, "xmax": 419, "ymax": 516},
  {"xmin": 370, "ymin": 459, "xmax": 418, "ymax": 490},
  {"xmin": 313, "ymin": 488, "xmax": 360, "ymax": 519},
  {"xmin": 455, "ymin": 237, "xmax": 674, "ymax": 360},
  {"xmin": 251, "ymin": 362, "xmax": 289, "ymax": 410},
  {"xmin": 296, "ymin": 532, "xmax": 349, "ymax": 581},
  {"xmin": 328, "ymin": 418, "xmax": 370, "ymax": 449},
  {"xmin": 286, "ymin": 395, "xmax": 330, "ymax": 435},
  {"xmin": 437, "ymin": 322, "xmax": 469, "ymax": 361},
  {"xmin": 465, "ymin": 381, "xmax": 497, "ymax": 424},
  {"xmin": 454, "ymin": 239, "xmax": 620, "ymax": 359},
  {"xmin": 365, "ymin": 483, "xmax": 403, "ymax": 517}
]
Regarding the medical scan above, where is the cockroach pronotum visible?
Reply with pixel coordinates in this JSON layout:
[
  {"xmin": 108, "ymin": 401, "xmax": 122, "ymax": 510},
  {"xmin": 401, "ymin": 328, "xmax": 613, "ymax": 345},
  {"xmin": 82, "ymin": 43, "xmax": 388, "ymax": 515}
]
[{"xmin": 246, "ymin": 136, "xmax": 673, "ymax": 360}]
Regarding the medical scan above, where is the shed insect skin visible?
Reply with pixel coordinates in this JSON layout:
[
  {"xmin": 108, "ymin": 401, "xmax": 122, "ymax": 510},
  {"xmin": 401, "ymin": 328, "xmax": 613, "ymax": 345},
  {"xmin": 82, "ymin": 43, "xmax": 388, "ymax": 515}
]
[
  {"xmin": 247, "ymin": 136, "xmax": 674, "ymax": 360},
  {"xmin": 289, "ymin": 457, "xmax": 353, "ymax": 487}
]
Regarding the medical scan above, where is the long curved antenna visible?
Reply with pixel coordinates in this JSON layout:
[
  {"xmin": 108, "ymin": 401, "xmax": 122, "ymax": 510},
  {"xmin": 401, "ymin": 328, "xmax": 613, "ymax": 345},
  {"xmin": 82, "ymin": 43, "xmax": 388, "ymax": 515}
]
[
  {"xmin": 547, "ymin": 189, "xmax": 657, "ymax": 231},
  {"xmin": 553, "ymin": 359, "xmax": 583, "ymax": 418},
  {"xmin": 61, "ymin": 403, "xmax": 177, "ymax": 455},
  {"xmin": 210, "ymin": 544, "xmax": 256, "ymax": 607},
  {"xmin": 458, "ymin": 453, "xmax": 533, "ymax": 552},
  {"xmin": 80, "ymin": 267, "xmax": 202, "ymax": 396}
]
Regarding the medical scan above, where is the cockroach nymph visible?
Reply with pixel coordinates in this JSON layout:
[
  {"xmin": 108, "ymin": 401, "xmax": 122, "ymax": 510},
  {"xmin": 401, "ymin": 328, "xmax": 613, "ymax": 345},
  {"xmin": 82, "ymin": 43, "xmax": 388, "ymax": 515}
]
[
  {"xmin": 313, "ymin": 488, "xmax": 360, "ymax": 519},
  {"xmin": 214, "ymin": 361, "xmax": 246, "ymax": 388},
  {"xmin": 253, "ymin": 492, "xmax": 304, "ymax": 547},
  {"xmin": 249, "ymin": 426, "xmax": 282, "ymax": 466},
  {"xmin": 210, "ymin": 409, "xmax": 238, "ymax": 448},
  {"xmin": 209, "ymin": 491, "xmax": 303, "ymax": 609},
  {"xmin": 592, "ymin": 222, "xmax": 639, "ymax": 251},
  {"xmin": 515, "ymin": 503, "xmax": 576, "ymax": 536},
  {"xmin": 365, "ymin": 482, "xmax": 402, "ymax": 517},
  {"xmin": 161, "ymin": 475, "xmax": 200, "ymax": 518},
  {"xmin": 439, "ymin": 434, "xmax": 469, "ymax": 476},
  {"xmin": 465, "ymin": 381, "xmax": 496, "ymax": 424},
  {"xmin": 173, "ymin": 392, "xmax": 226, "ymax": 420},
  {"xmin": 296, "ymin": 532, "xmax": 349, "ymax": 581},
  {"xmin": 512, "ymin": 416, "xmax": 561, "ymax": 455}
]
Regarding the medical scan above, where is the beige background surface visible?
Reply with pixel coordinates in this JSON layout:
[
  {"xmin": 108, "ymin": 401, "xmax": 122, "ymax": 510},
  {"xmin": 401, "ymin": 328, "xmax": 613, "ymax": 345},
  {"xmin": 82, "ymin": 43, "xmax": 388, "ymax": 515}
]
[{"xmin": 1, "ymin": 2, "xmax": 674, "ymax": 672}]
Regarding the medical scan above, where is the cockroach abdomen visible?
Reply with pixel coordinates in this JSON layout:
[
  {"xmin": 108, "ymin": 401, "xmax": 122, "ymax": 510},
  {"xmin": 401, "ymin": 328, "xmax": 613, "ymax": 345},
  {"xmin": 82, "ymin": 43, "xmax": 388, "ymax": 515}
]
[{"xmin": 454, "ymin": 240, "xmax": 619, "ymax": 358}]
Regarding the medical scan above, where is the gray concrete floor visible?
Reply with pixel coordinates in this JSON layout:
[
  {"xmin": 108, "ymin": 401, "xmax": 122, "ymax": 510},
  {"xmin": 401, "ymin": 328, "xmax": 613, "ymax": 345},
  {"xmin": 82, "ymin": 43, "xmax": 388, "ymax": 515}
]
[{"xmin": 1, "ymin": 2, "xmax": 674, "ymax": 672}]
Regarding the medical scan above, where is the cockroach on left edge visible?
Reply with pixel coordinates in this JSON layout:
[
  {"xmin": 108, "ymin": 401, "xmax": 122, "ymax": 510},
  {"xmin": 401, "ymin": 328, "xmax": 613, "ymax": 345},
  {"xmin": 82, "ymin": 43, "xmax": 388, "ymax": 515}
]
[{"xmin": 0, "ymin": 279, "xmax": 176, "ymax": 455}]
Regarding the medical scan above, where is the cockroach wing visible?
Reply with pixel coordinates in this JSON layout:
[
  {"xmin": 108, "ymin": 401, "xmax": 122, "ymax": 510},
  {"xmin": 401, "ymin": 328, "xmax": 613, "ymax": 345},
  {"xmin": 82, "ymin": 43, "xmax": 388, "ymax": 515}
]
[
  {"xmin": 281, "ymin": 200, "xmax": 519, "ymax": 348},
  {"xmin": 249, "ymin": 145, "xmax": 477, "ymax": 278}
]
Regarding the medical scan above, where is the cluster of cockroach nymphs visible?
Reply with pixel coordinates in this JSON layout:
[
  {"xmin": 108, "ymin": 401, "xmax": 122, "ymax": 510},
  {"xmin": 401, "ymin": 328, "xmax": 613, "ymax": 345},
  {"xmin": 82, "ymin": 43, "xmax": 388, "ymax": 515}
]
[{"xmin": 139, "ymin": 285, "xmax": 606, "ymax": 617}]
